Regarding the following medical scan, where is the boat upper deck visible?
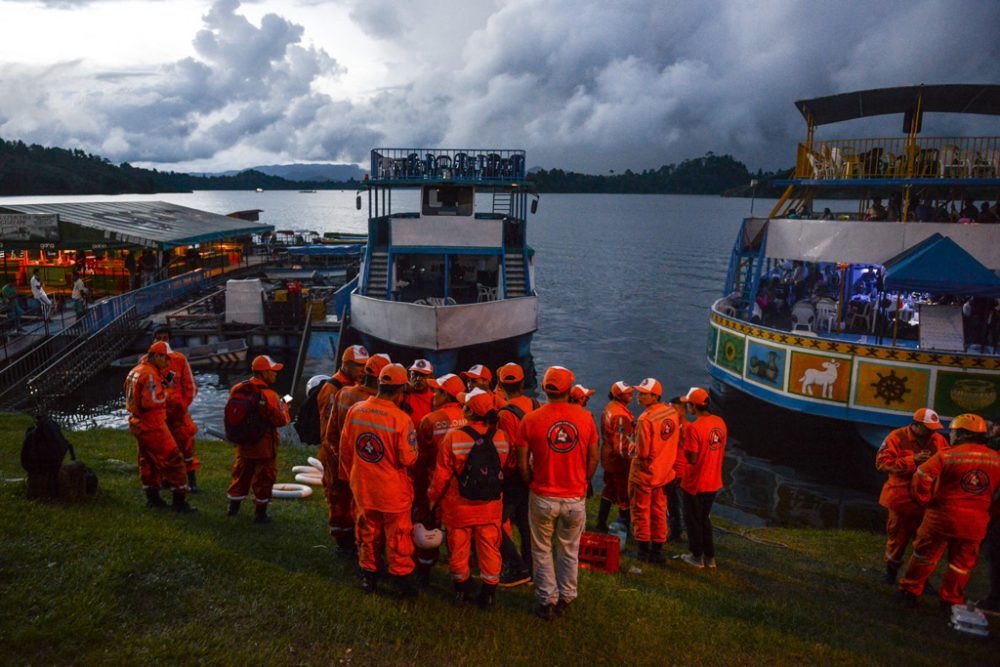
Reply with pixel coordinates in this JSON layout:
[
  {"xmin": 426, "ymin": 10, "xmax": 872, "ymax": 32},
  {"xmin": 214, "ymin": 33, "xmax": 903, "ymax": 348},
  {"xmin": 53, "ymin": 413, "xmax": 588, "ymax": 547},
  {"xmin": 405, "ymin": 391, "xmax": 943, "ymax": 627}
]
[{"xmin": 368, "ymin": 148, "xmax": 528, "ymax": 185}]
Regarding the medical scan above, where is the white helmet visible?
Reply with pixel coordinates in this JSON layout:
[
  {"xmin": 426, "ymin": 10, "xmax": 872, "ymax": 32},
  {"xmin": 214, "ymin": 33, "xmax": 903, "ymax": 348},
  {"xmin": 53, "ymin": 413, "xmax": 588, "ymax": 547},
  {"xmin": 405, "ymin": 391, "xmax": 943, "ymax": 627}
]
[
  {"xmin": 412, "ymin": 522, "xmax": 443, "ymax": 549},
  {"xmin": 306, "ymin": 374, "xmax": 331, "ymax": 393}
]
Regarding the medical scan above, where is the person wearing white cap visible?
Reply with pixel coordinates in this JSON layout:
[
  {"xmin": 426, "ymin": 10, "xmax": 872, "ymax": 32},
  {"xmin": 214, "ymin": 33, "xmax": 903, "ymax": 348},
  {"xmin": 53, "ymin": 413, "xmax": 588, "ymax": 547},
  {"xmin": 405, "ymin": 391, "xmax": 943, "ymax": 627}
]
[
  {"xmin": 402, "ymin": 359, "xmax": 435, "ymax": 426},
  {"xmin": 876, "ymin": 407, "xmax": 949, "ymax": 585}
]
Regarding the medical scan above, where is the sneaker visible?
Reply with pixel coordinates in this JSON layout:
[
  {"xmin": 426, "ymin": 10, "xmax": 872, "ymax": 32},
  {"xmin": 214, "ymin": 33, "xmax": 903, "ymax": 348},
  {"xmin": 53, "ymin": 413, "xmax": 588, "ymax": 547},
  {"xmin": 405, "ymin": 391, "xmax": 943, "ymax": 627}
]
[
  {"xmin": 534, "ymin": 602, "xmax": 555, "ymax": 621},
  {"xmin": 499, "ymin": 569, "xmax": 532, "ymax": 588},
  {"xmin": 680, "ymin": 553, "xmax": 704, "ymax": 569},
  {"xmin": 554, "ymin": 599, "xmax": 572, "ymax": 617},
  {"xmin": 976, "ymin": 598, "xmax": 1000, "ymax": 616},
  {"xmin": 894, "ymin": 589, "xmax": 919, "ymax": 608},
  {"xmin": 704, "ymin": 557, "xmax": 717, "ymax": 569}
]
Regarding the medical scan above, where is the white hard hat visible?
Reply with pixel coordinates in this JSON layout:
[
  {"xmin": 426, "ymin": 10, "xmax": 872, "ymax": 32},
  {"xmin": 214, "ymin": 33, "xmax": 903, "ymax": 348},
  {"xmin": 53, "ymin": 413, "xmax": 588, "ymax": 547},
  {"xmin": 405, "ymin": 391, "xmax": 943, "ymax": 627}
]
[
  {"xmin": 412, "ymin": 522, "xmax": 443, "ymax": 549},
  {"xmin": 306, "ymin": 374, "xmax": 331, "ymax": 393}
]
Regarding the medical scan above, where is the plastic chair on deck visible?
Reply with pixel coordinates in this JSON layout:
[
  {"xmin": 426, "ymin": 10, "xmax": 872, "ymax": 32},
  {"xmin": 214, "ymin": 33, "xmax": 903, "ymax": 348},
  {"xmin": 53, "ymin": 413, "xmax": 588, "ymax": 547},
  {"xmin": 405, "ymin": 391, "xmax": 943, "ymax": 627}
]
[
  {"xmin": 847, "ymin": 299, "xmax": 874, "ymax": 333},
  {"xmin": 791, "ymin": 301, "xmax": 815, "ymax": 332},
  {"xmin": 815, "ymin": 299, "xmax": 838, "ymax": 332}
]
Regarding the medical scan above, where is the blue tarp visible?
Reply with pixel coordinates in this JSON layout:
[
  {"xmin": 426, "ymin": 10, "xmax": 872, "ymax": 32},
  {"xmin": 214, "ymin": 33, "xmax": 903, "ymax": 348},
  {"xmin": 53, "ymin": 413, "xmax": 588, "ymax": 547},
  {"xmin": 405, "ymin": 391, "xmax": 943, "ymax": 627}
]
[
  {"xmin": 287, "ymin": 244, "xmax": 363, "ymax": 256},
  {"xmin": 883, "ymin": 233, "xmax": 1000, "ymax": 297}
]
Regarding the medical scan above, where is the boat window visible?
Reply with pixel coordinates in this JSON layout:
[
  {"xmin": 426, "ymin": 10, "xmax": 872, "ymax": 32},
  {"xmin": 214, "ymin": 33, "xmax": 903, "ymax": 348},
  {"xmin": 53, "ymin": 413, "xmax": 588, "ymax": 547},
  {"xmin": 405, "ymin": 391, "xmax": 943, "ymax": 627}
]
[
  {"xmin": 392, "ymin": 254, "xmax": 445, "ymax": 303},
  {"xmin": 422, "ymin": 186, "xmax": 474, "ymax": 217},
  {"xmin": 448, "ymin": 255, "xmax": 500, "ymax": 305}
]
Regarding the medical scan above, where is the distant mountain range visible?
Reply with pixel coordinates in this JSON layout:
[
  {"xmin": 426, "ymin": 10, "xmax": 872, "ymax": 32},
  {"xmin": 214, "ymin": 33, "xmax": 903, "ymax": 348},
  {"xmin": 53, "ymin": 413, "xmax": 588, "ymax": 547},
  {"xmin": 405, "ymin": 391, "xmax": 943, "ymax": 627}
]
[{"xmin": 197, "ymin": 163, "xmax": 368, "ymax": 182}]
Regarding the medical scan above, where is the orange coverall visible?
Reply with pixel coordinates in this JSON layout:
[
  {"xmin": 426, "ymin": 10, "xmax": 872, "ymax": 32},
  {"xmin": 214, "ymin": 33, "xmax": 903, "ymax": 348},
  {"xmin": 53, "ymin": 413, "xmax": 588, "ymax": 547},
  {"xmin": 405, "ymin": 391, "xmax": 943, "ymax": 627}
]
[
  {"xmin": 319, "ymin": 383, "xmax": 375, "ymax": 538},
  {"xmin": 124, "ymin": 360, "xmax": 187, "ymax": 491},
  {"xmin": 413, "ymin": 402, "xmax": 467, "ymax": 567},
  {"xmin": 403, "ymin": 388, "xmax": 434, "ymax": 428},
  {"xmin": 899, "ymin": 443, "xmax": 1000, "ymax": 604},
  {"xmin": 428, "ymin": 423, "xmax": 511, "ymax": 585},
  {"xmin": 164, "ymin": 350, "xmax": 198, "ymax": 473},
  {"xmin": 875, "ymin": 426, "xmax": 949, "ymax": 568},
  {"xmin": 314, "ymin": 370, "xmax": 354, "ymax": 466},
  {"xmin": 628, "ymin": 402, "xmax": 682, "ymax": 543},
  {"xmin": 225, "ymin": 377, "xmax": 291, "ymax": 506},
  {"xmin": 341, "ymin": 396, "xmax": 418, "ymax": 576},
  {"xmin": 601, "ymin": 400, "xmax": 634, "ymax": 510}
]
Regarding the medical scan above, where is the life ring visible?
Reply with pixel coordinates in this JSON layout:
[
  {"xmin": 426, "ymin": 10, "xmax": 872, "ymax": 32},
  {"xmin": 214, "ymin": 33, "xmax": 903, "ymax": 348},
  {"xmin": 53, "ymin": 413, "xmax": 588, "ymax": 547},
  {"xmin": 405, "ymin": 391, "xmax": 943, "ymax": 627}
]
[
  {"xmin": 307, "ymin": 457, "xmax": 325, "ymax": 473},
  {"xmin": 291, "ymin": 465, "xmax": 324, "ymax": 476},
  {"xmin": 271, "ymin": 483, "xmax": 313, "ymax": 499},
  {"xmin": 294, "ymin": 473, "xmax": 324, "ymax": 486}
]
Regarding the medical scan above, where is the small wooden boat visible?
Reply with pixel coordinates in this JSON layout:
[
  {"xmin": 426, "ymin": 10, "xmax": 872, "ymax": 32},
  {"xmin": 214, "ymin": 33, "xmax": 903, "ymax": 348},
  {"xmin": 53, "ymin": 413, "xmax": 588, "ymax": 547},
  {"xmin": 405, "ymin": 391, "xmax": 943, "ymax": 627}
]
[{"xmin": 111, "ymin": 338, "xmax": 249, "ymax": 368}]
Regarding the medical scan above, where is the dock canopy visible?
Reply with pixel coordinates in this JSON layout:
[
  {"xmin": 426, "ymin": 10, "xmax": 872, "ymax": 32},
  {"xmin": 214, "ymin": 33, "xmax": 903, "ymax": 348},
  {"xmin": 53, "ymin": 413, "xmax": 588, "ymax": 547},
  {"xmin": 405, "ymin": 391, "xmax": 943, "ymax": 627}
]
[
  {"xmin": 882, "ymin": 233, "xmax": 1000, "ymax": 297},
  {"xmin": 0, "ymin": 201, "xmax": 273, "ymax": 250},
  {"xmin": 795, "ymin": 84, "xmax": 1000, "ymax": 127}
]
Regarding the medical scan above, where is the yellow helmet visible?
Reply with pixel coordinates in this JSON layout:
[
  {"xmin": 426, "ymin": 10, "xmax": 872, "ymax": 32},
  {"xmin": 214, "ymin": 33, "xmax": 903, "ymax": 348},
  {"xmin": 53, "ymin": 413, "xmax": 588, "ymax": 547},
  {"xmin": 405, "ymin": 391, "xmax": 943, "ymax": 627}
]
[{"xmin": 950, "ymin": 413, "xmax": 988, "ymax": 434}]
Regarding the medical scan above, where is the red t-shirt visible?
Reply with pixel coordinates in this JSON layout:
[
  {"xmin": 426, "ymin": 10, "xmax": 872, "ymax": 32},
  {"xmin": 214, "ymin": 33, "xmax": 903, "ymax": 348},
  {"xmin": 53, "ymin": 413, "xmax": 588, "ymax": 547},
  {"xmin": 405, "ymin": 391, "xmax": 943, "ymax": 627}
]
[
  {"xmin": 680, "ymin": 414, "xmax": 727, "ymax": 494},
  {"xmin": 517, "ymin": 402, "xmax": 598, "ymax": 498}
]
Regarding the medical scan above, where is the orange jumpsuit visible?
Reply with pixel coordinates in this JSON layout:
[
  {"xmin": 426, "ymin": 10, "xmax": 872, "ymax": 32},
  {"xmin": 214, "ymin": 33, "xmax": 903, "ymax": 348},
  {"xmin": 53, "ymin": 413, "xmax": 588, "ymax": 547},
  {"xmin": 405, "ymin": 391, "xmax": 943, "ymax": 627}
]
[
  {"xmin": 628, "ymin": 402, "xmax": 682, "ymax": 543},
  {"xmin": 428, "ymin": 423, "xmax": 510, "ymax": 584},
  {"xmin": 413, "ymin": 402, "xmax": 467, "ymax": 567},
  {"xmin": 341, "ymin": 396, "xmax": 418, "ymax": 576},
  {"xmin": 225, "ymin": 378, "xmax": 291, "ymax": 506},
  {"xmin": 403, "ymin": 388, "xmax": 434, "ymax": 428},
  {"xmin": 876, "ymin": 426, "xmax": 949, "ymax": 568},
  {"xmin": 899, "ymin": 443, "xmax": 1000, "ymax": 604},
  {"xmin": 319, "ymin": 382, "xmax": 375, "ymax": 538},
  {"xmin": 164, "ymin": 350, "xmax": 198, "ymax": 473},
  {"xmin": 124, "ymin": 360, "xmax": 187, "ymax": 491},
  {"xmin": 601, "ymin": 400, "xmax": 633, "ymax": 510},
  {"xmin": 314, "ymin": 370, "xmax": 354, "ymax": 468}
]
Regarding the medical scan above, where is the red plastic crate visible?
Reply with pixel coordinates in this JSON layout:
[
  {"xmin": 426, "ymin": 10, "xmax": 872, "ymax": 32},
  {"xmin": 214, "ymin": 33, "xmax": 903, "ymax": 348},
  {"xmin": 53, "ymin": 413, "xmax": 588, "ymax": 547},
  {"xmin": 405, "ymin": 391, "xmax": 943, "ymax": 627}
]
[{"xmin": 578, "ymin": 531, "xmax": 621, "ymax": 573}]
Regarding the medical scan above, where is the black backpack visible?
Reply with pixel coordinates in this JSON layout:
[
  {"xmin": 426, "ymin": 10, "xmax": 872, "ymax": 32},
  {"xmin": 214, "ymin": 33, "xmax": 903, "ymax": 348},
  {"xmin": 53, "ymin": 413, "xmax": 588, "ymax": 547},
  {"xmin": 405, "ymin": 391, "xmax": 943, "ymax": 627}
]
[
  {"xmin": 21, "ymin": 415, "xmax": 74, "ymax": 475},
  {"xmin": 225, "ymin": 381, "xmax": 268, "ymax": 446},
  {"xmin": 498, "ymin": 398, "xmax": 540, "ymax": 421},
  {"xmin": 294, "ymin": 379, "xmax": 338, "ymax": 445},
  {"xmin": 457, "ymin": 426, "xmax": 503, "ymax": 501}
]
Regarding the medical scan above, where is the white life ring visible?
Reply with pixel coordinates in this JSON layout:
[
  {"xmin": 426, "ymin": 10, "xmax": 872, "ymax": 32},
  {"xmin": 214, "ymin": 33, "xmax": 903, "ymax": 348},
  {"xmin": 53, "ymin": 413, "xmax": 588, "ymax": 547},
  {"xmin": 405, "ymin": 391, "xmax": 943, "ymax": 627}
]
[
  {"xmin": 294, "ymin": 473, "xmax": 324, "ymax": 486},
  {"xmin": 271, "ymin": 483, "xmax": 313, "ymax": 499},
  {"xmin": 291, "ymin": 465, "xmax": 324, "ymax": 476},
  {"xmin": 307, "ymin": 456, "xmax": 325, "ymax": 473}
]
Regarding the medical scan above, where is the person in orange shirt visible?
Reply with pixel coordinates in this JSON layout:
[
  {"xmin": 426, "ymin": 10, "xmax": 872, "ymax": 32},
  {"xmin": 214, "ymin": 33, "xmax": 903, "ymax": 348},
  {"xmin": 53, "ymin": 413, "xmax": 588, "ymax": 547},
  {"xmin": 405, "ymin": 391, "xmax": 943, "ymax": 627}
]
[
  {"xmin": 628, "ymin": 378, "xmax": 682, "ymax": 565},
  {"xmin": 496, "ymin": 362, "xmax": 539, "ymax": 587},
  {"xmin": 596, "ymin": 381, "xmax": 633, "ymax": 533},
  {"xmin": 124, "ymin": 341, "xmax": 193, "ymax": 513},
  {"xmin": 678, "ymin": 387, "xmax": 727, "ymax": 569},
  {"xmin": 412, "ymin": 372, "xmax": 467, "ymax": 585},
  {"xmin": 152, "ymin": 327, "xmax": 200, "ymax": 492},
  {"xmin": 665, "ymin": 395, "xmax": 688, "ymax": 543},
  {"xmin": 875, "ymin": 408, "xmax": 949, "ymax": 584},
  {"xmin": 569, "ymin": 384, "xmax": 596, "ymax": 408},
  {"xmin": 897, "ymin": 414, "xmax": 1000, "ymax": 608},
  {"xmin": 225, "ymin": 355, "xmax": 292, "ymax": 524},
  {"xmin": 517, "ymin": 366, "xmax": 599, "ymax": 621},
  {"xmin": 429, "ymin": 388, "xmax": 510, "ymax": 609},
  {"xmin": 401, "ymin": 358, "xmax": 435, "ymax": 426},
  {"xmin": 462, "ymin": 364, "xmax": 493, "ymax": 393},
  {"xmin": 340, "ymin": 363, "xmax": 419, "ymax": 597},
  {"xmin": 315, "ymin": 344, "xmax": 368, "ymax": 454}
]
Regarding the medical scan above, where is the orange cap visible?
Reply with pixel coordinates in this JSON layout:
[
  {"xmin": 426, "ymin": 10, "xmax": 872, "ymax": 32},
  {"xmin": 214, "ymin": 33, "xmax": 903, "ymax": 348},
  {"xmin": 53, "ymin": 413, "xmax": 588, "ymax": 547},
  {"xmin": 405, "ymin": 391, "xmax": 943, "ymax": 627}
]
[
  {"xmin": 364, "ymin": 353, "xmax": 392, "ymax": 376},
  {"xmin": 342, "ymin": 344, "xmax": 369, "ymax": 364},
  {"xmin": 431, "ymin": 373, "xmax": 466, "ymax": 399},
  {"xmin": 680, "ymin": 386, "xmax": 709, "ymax": 406},
  {"xmin": 252, "ymin": 354, "xmax": 284, "ymax": 372},
  {"xmin": 463, "ymin": 388, "xmax": 495, "ymax": 417},
  {"xmin": 148, "ymin": 341, "xmax": 171, "ymax": 355},
  {"xmin": 610, "ymin": 381, "xmax": 632, "ymax": 399},
  {"xmin": 409, "ymin": 358, "xmax": 434, "ymax": 375},
  {"xmin": 497, "ymin": 362, "xmax": 525, "ymax": 383},
  {"xmin": 913, "ymin": 407, "xmax": 943, "ymax": 430},
  {"xmin": 461, "ymin": 364, "xmax": 493, "ymax": 382},
  {"xmin": 571, "ymin": 384, "xmax": 596, "ymax": 401},
  {"xmin": 542, "ymin": 366, "xmax": 575, "ymax": 393},
  {"xmin": 950, "ymin": 413, "xmax": 987, "ymax": 434},
  {"xmin": 635, "ymin": 377, "xmax": 663, "ymax": 396},
  {"xmin": 379, "ymin": 363, "xmax": 408, "ymax": 386}
]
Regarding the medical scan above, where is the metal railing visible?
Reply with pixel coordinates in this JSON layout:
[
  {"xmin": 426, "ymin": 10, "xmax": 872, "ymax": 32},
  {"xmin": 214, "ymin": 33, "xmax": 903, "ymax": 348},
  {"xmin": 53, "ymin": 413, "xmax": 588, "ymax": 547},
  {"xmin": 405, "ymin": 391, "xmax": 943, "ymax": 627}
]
[
  {"xmin": 795, "ymin": 136, "xmax": 1000, "ymax": 180},
  {"xmin": 370, "ymin": 148, "xmax": 527, "ymax": 182}
]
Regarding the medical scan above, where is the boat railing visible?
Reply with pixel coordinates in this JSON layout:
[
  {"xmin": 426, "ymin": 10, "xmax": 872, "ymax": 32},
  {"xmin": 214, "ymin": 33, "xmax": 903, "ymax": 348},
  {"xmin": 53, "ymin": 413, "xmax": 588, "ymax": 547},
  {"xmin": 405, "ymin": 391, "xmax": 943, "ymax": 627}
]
[
  {"xmin": 369, "ymin": 148, "xmax": 527, "ymax": 183},
  {"xmin": 795, "ymin": 136, "xmax": 1000, "ymax": 180}
]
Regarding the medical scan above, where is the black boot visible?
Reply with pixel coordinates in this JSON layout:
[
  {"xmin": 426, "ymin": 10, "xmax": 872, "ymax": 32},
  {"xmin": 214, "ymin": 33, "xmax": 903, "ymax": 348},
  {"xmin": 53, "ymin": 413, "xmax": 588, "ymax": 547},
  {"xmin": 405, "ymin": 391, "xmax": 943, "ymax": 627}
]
[
  {"xmin": 595, "ymin": 498, "xmax": 612, "ymax": 532},
  {"xmin": 335, "ymin": 535, "xmax": 357, "ymax": 558},
  {"xmin": 650, "ymin": 542, "xmax": 666, "ymax": 565},
  {"xmin": 187, "ymin": 471, "xmax": 200, "ymax": 494},
  {"xmin": 415, "ymin": 564, "xmax": 432, "ymax": 588},
  {"xmin": 391, "ymin": 574, "xmax": 417, "ymax": 599},
  {"xmin": 227, "ymin": 500, "xmax": 241, "ymax": 516},
  {"xmin": 254, "ymin": 504, "xmax": 272, "ymax": 524},
  {"xmin": 361, "ymin": 569, "xmax": 378, "ymax": 595},
  {"xmin": 453, "ymin": 579, "xmax": 471, "ymax": 607},
  {"xmin": 882, "ymin": 563, "xmax": 899, "ymax": 585},
  {"xmin": 637, "ymin": 541, "xmax": 652, "ymax": 562},
  {"xmin": 476, "ymin": 582, "xmax": 497, "ymax": 610},
  {"xmin": 171, "ymin": 491, "xmax": 197, "ymax": 514},
  {"xmin": 619, "ymin": 508, "xmax": 631, "ymax": 531},
  {"xmin": 145, "ymin": 488, "xmax": 168, "ymax": 510}
]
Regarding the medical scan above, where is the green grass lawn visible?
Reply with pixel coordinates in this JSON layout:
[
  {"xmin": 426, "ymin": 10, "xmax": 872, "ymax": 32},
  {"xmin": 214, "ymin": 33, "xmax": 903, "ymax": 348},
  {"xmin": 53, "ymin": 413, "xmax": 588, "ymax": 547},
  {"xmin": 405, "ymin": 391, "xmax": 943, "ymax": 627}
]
[{"xmin": 0, "ymin": 413, "xmax": 995, "ymax": 665}]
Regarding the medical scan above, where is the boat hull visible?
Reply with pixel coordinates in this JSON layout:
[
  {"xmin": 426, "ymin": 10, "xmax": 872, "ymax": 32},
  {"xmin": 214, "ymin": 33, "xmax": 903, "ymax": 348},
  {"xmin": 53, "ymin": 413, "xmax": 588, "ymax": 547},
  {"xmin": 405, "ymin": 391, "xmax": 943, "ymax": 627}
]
[{"xmin": 354, "ymin": 330, "xmax": 534, "ymax": 380}]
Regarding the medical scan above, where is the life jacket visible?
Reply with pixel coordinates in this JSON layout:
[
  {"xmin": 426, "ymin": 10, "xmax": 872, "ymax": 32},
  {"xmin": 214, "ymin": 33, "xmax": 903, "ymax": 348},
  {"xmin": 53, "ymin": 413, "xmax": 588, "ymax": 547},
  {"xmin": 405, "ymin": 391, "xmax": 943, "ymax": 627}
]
[
  {"xmin": 457, "ymin": 426, "xmax": 503, "ymax": 501},
  {"xmin": 225, "ymin": 381, "xmax": 267, "ymax": 446}
]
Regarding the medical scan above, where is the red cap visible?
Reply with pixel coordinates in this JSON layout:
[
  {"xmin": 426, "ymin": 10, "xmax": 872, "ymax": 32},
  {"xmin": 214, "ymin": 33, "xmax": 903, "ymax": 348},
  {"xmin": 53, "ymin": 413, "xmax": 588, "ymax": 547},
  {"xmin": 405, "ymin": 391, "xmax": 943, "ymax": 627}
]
[
  {"xmin": 342, "ymin": 345, "xmax": 369, "ymax": 364},
  {"xmin": 252, "ymin": 355, "xmax": 284, "ymax": 372},
  {"xmin": 635, "ymin": 377, "xmax": 663, "ymax": 396},
  {"xmin": 610, "ymin": 381, "xmax": 632, "ymax": 399},
  {"xmin": 432, "ymin": 373, "xmax": 466, "ymax": 399},
  {"xmin": 364, "ymin": 353, "xmax": 392, "ymax": 376},
  {"xmin": 148, "ymin": 341, "xmax": 171, "ymax": 355},
  {"xmin": 379, "ymin": 363, "xmax": 408, "ymax": 386},
  {"xmin": 680, "ymin": 386, "xmax": 709, "ymax": 406},
  {"xmin": 913, "ymin": 408, "xmax": 943, "ymax": 430},
  {"xmin": 409, "ymin": 359, "xmax": 434, "ymax": 375},
  {"xmin": 461, "ymin": 364, "xmax": 493, "ymax": 382},
  {"xmin": 463, "ymin": 388, "xmax": 495, "ymax": 417},
  {"xmin": 571, "ymin": 384, "xmax": 596, "ymax": 401},
  {"xmin": 542, "ymin": 366, "xmax": 575, "ymax": 393},
  {"xmin": 497, "ymin": 362, "xmax": 525, "ymax": 383}
]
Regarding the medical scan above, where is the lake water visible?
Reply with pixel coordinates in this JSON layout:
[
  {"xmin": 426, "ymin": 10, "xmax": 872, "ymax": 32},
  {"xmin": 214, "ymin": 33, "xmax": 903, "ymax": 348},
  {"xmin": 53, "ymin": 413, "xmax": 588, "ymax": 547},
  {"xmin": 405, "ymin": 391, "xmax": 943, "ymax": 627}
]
[{"xmin": 2, "ymin": 190, "xmax": 882, "ymax": 529}]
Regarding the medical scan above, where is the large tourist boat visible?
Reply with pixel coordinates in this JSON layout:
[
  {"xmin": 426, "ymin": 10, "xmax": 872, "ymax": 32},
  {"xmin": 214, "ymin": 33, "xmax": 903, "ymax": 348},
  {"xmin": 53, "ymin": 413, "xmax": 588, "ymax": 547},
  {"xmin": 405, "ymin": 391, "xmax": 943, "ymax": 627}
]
[
  {"xmin": 344, "ymin": 148, "xmax": 539, "ymax": 376},
  {"xmin": 708, "ymin": 84, "xmax": 1000, "ymax": 445}
]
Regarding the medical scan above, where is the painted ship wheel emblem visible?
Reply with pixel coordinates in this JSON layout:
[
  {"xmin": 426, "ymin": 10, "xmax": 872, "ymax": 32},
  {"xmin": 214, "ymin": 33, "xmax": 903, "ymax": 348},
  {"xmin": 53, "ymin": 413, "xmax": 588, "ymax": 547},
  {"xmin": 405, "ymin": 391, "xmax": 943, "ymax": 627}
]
[{"xmin": 870, "ymin": 370, "xmax": 911, "ymax": 405}]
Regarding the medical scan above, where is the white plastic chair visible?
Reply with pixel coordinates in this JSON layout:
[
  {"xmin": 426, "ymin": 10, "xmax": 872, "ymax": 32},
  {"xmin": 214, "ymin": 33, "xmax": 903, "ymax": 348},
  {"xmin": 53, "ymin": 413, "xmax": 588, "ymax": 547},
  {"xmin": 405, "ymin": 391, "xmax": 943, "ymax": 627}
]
[
  {"xmin": 847, "ymin": 300, "xmax": 873, "ymax": 333},
  {"xmin": 815, "ymin": 300, "xmax": 838, "ymax": 332},
  {"xmin": 791, "ymin": 301, "xmax": 815, "ymax": 332}
]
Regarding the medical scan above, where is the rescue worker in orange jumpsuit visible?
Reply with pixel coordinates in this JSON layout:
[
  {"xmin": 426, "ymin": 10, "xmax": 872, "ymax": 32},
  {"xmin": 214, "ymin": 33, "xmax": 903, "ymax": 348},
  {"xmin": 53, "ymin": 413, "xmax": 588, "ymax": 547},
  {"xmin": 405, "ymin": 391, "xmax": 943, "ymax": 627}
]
[
  {"xmin": 876, "ymin": 407, "xmax": 950, "ymax": 584},
  {"xmin": 897, "ymin": 413, "xmax": 1000, "ymax": 608},
  {"xmin": 495, "ymin": 362, "xmax": 539, "ymax": 586},
  {"xmin": 321, "ymin": 353, "xmax": 391, "ymax": 554},
  {"xmin": 340, "ymin": 363, "xmax": 419, "ymax": 597},
  {"xmin": 401, "ymin": 358, "xmax": 435, "ymax": 426},
  {"xmin": 569, "ymin": 384, "xmax": 596, "ymax": 407},
  {"xmin": 412, "ymin": 373, "xmax": 467, "ymax": 585},
  {"xmin": 596, "ymin": 381, "xmax": 634, "ymax": 533},
  {"xmin": 153, "ymin": 327, "xmax": 200, "ymax": 492},
  {"xmin": 315, "ymin": 344, "xmax": 368, "ymax": 453},
  {"xmin": 679, "ymin": 388, "xmax": 727, "ymax": 569},
  {"xmin": 628, "ymin": 378, "xmax": 682, "ymax": 564},
  {"xmin": 225, "ymin": 355, "xmax": 292, "ymax": 524},
  {"xmin": 429, "ymin": 388, "xmax": 511, "ymax": 609},
  {"xmin": 124, "ymin": 341, "xmax": 194, "ymax": 512}
]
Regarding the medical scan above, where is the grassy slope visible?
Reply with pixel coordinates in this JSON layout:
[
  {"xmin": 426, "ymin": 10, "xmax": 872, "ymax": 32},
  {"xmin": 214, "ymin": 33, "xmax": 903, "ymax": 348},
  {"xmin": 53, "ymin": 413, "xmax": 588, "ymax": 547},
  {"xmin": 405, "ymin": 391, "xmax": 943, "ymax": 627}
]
[{"xmin": 0, "ymin": 413, "xmax": 994, "ymax": 666}]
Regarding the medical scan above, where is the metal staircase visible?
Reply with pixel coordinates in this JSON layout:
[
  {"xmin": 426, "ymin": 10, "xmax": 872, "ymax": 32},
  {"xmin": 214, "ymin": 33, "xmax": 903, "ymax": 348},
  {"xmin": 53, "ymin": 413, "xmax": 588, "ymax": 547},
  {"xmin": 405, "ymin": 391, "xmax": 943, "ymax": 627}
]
[
  {"xmin": 724, "ymin": 220, "xmax": 768, "ymax": 311},
  {"xmin": 504, "ymin": 252, "xmax": 528, "ymax": 297},
  {"xmin": 366, "ymin": 251, "xmax": 389, "ymax": 297}
]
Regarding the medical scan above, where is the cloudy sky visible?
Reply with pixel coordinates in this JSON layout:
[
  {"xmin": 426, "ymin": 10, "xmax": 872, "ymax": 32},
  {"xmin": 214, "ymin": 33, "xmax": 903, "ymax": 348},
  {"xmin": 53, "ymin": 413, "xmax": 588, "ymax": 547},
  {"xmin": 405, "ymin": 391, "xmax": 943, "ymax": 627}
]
[{"xmin": 0, "ymin": 0, "xmax": 998, "ymax": 174}]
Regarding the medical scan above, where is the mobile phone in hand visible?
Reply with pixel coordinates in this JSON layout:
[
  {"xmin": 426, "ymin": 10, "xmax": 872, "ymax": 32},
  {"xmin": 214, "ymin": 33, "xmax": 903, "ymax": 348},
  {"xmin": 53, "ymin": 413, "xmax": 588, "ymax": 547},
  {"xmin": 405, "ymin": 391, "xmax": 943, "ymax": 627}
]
[{"xmin": 282, "ymin": 394, "xmax": 294, "ymax": 404}]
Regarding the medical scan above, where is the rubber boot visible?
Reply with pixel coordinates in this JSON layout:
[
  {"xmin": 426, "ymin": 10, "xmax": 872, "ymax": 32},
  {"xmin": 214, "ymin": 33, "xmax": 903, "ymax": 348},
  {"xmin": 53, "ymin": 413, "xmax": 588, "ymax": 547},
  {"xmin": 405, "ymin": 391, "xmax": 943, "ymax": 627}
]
[
  {"xmin": 187, "ymin": 471, "xmax": 200, "ymax": 494},
  {"xmin": 882, "ymin": 563, "xmax": 899, "ymax": 585},
  {"xmin": 361, "ymin": 569, "xmax": 378, "ymax": 595},
  {"xmin": 453, "ymin": 579, "xmax": 470, "ymax": 607},
  {"xmin": 254, "ymin": 504, "xmax": 272, "ymax": 524},
  {"xmin": 171, "ymin": 490, "xmax": 197, "ymax": 514},
  {"xmin": 650, "ymin": 542, "xmax": 666, "ymax": 565},
  {"xmin": 595, "ymin": 498, "xmax": 612, "ymax": 533},
  {"xmin": 637, "ymin": 541, "xmax": 652, "ymax": 562},
  {"xmin": 335, "ymin": 535, "xmax": 357, "ymax": 558},
  {"xmin": 619, "ymin": 508, "xmax": 631, "ymax": 532},
  {"xmin": 227, "ymin": 499, "xmax": 241, "ymax": 516},
  {"xmin": 476, "ymin": 582, "xmax": 497, "ymax": 610},
  {"xmin": 145, "ymin": 488, "xmax": 168, "ymax": 510},
  {"xmin": 415, "ymin": 563, "xmax": 432, "ymax": 588},
  {"xmin": 391, "ymin": 574, "xmax": 417, "ymax": 599}
]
